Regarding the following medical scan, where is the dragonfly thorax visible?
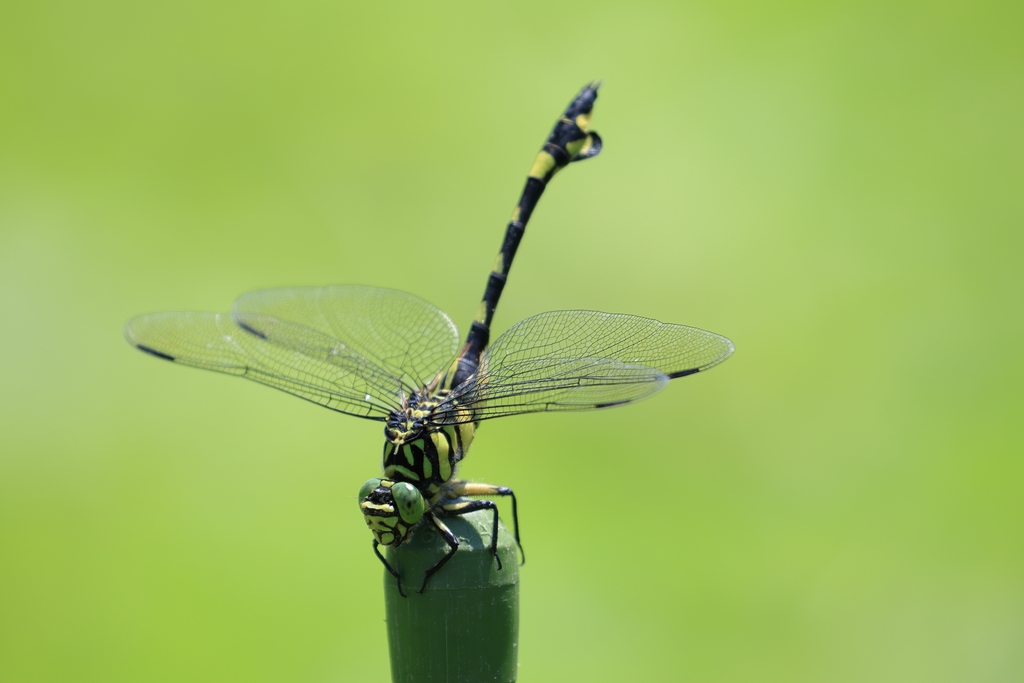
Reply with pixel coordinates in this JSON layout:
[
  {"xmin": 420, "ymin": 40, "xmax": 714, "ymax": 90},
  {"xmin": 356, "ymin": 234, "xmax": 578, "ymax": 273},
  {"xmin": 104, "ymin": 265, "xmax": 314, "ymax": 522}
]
[
  {"xmin": 383, "ymin": 389, "xmax": 447, "ymax": 445},
  {"xmin": 380, "ymin": 391, "xmax": 476, "ymax": 503}
]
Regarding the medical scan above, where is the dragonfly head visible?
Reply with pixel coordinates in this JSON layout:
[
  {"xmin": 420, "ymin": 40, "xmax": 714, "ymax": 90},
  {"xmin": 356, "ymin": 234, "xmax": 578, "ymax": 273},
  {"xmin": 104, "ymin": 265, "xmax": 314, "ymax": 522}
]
[{"xmin": 358, "ymin": 478, "xmax": 425, "ymax": 547}]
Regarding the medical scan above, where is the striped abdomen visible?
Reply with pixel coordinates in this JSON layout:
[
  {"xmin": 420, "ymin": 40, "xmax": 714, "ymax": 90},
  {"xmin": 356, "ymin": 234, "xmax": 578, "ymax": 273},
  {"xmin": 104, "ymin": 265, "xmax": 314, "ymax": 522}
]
[
  {"xmin": 382, "ymin": 422, "xmax": 476, "ymax": 502},
  {"xmin": 447, "ymin": 83, "xmax": 603, "ymax": 390}
]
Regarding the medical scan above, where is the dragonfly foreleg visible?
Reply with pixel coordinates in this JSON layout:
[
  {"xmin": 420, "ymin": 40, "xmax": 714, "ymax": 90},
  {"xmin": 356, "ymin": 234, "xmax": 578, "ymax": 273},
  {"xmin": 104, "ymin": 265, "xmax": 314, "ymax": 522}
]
[
  {"xmin": 373, "ymin": 539, "xmax": 406, "ymax": 598},
  {"xmin": 419, "ymin": 512, "xmax": 460, "ymax": 594},
  {"xmin": 447, "ymin": 480, "xmax": 524, "ymax": 565}
]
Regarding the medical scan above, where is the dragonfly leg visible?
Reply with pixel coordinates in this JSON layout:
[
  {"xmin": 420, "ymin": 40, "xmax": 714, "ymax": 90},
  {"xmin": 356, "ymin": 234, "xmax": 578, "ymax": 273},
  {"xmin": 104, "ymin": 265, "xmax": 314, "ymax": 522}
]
[
  {"xmin": 420, "ymin": 512, "xmax": 459, "ymax": 593},
  {"xmin": 439, "ymin": 496, "xmax": 506, "ymax": 571},
  {"xmin": 373, "ymin": 540, "xmax": 406, "ymax": 598},
  {"xmin": 448, "ymin": 480, "xmax": 525, "ymax": 565}
]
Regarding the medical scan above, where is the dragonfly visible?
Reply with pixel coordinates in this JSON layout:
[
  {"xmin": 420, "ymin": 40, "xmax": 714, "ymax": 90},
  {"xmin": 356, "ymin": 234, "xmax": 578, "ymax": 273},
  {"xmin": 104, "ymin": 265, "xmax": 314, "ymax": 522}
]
[{"xmin": 125, "ymin": 83, "xmax": 734, "ymax": 596}]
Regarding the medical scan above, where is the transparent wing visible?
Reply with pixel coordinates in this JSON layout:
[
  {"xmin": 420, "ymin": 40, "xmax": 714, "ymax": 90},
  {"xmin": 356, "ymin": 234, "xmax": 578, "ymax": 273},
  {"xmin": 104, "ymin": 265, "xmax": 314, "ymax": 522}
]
[
  {"xmin": 432, "ymin": 310, "xmax": 734, "ymax": 423},
  {"xmin": 125, "ymin": 311, "xmax": 400, "ymax": 419},
  {"xmin": 232, "ymin": 285, "xmax": 459, "ymax": 394}
]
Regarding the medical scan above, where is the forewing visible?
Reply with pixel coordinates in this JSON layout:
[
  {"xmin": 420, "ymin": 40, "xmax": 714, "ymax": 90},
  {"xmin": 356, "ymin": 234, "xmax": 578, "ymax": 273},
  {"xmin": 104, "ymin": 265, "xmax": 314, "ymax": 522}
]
[
  {"xmin": 125, "ymin": 311, "xmax": 399, "ymax": 419},
  {"xmin": 432, "ymin": 310, "xmax": 733, "ymax": 423},
  {"xmin": 232, "ymin": 285, "xmax": 459, "ymax": 393}
]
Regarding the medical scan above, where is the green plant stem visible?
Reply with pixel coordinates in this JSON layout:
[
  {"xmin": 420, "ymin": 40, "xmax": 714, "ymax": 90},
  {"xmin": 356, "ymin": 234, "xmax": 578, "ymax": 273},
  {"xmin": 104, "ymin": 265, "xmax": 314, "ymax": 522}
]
[{"xmin": 384, "ymin": 509, "xmax": 519, "ymax": 683}]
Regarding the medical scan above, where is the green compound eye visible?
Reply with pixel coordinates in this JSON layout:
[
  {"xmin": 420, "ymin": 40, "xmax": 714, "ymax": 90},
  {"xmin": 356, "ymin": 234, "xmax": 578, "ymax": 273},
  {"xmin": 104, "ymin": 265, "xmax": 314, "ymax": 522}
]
[
  {"xmin": 358, "ymin": 478, "xmax": 383, "ymax": 504},
  {"xmin": 391, "ymin": 482, "xmax": 425, "ymax": 525}
]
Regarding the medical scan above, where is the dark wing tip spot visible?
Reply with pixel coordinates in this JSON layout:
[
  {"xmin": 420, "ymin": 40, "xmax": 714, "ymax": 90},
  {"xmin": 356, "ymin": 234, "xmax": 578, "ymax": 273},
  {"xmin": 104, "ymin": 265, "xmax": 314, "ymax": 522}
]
[
  {"xmin": 136, "ymin": 344, "xmax": 175, "ymax": 362},
  {"xmin": 595, "ymin": 400, "xmax": 630, "ymax": 409},
  {"xmin": 237, "ymin": 320, "xmax": 268, "ymax": 340},
  {"xmin": 667, "ymin": 368, "xmax": 700, "ymax": 379}
]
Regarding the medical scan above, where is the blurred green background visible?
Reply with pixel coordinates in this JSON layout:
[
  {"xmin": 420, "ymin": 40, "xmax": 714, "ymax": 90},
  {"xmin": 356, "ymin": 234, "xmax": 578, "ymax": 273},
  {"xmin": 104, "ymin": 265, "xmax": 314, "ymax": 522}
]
[{"xmin": 1, "ymin": 1, "xmax": 1021, "ymax": 681}]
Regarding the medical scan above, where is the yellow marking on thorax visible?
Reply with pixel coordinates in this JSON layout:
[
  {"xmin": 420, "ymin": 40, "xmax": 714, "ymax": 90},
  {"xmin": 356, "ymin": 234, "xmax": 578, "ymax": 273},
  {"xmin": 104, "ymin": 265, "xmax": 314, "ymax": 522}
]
[
  {"xmin": 430, "ymin": 430, "xmax": 450, "ymax": 463},
  {"xmin": 386, "ymin": 464, "xmax": 419, "ymax": 481},
  {"xmin": 438, "ymin": 444, "xmax": 452, "ymax": 481},
  {"xmin": 459, "ymin": 422, "xmax": 475, "ymax": 453}
]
